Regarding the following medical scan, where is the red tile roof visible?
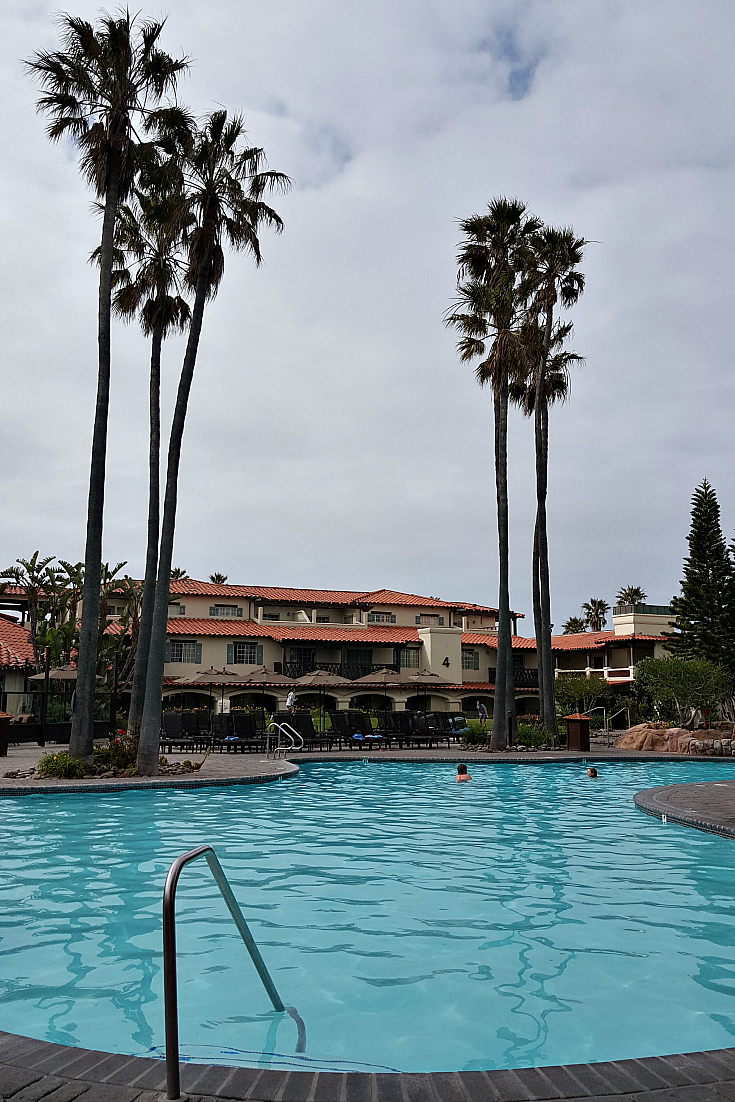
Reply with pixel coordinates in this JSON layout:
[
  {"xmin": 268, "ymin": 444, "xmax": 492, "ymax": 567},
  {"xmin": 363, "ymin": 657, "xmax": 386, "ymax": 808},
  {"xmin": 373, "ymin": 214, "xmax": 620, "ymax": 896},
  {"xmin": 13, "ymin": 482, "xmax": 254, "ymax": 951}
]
[
  {"xmin": 165, "ymin": 619, "xmax": 422, "ymax": 644},
  {"xmin": 0, "ymin": 615, "xmax": 35, "ymax": 669},
  {"xmin": 461, "ymin": 633, "xmax": 537, "ymax": 649},
  {"xmin": 549, "ymin": 630, "xmax": 665, "ymax": 652},
  {"xmin": 168, "ymin": 579, "xmax": 502, "ymax": 615},
  {"xmin": 460, "ymin": 681, "xmax": 538, "ymax": 693}
]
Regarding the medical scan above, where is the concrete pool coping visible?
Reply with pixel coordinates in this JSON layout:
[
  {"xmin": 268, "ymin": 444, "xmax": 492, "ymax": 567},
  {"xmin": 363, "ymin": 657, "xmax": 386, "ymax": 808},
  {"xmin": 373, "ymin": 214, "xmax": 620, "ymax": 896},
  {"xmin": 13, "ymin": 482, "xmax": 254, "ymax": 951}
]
[{"xmin": 3, "ymin": 748, "xmax": 735, "ymax": 1101}]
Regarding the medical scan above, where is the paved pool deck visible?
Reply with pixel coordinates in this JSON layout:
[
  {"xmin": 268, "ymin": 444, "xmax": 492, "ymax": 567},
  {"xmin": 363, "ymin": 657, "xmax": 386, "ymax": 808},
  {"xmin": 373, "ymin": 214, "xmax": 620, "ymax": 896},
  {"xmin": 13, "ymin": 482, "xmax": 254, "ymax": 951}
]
[{"xmin": 2, "ymin": 744, "xmax": 735, "ymax": 1102}]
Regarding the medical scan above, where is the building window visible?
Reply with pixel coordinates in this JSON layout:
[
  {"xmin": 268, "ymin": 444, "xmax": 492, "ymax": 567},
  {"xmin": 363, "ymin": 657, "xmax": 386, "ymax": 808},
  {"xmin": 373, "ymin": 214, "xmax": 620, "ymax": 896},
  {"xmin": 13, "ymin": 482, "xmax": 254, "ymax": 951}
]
[
  {"xmin": 234, "ymin": 643, "xmax": 258, "ymax": 664},
  {"xmin": 343, "ymin": 615, "xmax": 354, "ymax": 625},
  {"xmin": 462, "ymin": 649, "xmax": 480, "ymax": 671},
  {"xmin": 316, "ymin": 614, "xmax": 330, "ymax": 623},
  {"xmin": 452, "ymin": 617, "xmax": 463, "ymax": 628},
  {"xmin": 209, "ymin": 605, "xmax": 243, "ymax": 617},
  {"xmin": 229, "ymin": 642, "xmax": 263, "ymax": 665},
  {"xmin": 169, "ymin": 640, "xmax": 199, "ymax": 663},
  {"xmin": 400, "ymin": 649, "xmax": 420, "ymax": 668},
  {"xmin": 169, "ymin": 605, "xmax": 186, "ymax": 617},
  {"xmin": 290, "ymin": 647, "xmax": 316, "ymax": 664},
  {"xmin": 262, "ymin": 612, "xmax": 280, "ymax": 621},
  {"xmin": 368, "ymin": 612, "xmax": 396, "ymax": 624},
  {"xmin": 415, "ymin": 614, "xmax": 444, "ymax": 626}
]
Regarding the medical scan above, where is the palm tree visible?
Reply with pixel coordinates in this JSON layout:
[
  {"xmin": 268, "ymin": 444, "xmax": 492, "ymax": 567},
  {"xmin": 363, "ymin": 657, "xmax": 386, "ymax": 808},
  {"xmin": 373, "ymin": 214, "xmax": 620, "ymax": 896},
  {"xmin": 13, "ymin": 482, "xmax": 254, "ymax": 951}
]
[
  {"xmin": 582, "ymin": 598, "xmax": 610, "ymax": 633},
  {"xmin": 446, "ymin": 198, "xmax": 541, "ymax": 749},
  {"xmin": 107, "ymin": 187, "xmax": 191, "ymax": 741},
  {"xmin": 170, "ymin": 567, "xmax": 189, "ymax": 580},
  {"xmin": 138, "ymin": 111, "xmax": 290, "ymax": 774},
  {"xmin": 209, "ymin": 573, "xmax": 228, "ymax": 584},
  {"xmin": 562, "ymin": 616, "xmax": 586, "ymax": 634},
  {"xmin": 525, "ymin": 227, "xmax": 585, "ymax": 742},
  {"xmin": 510, "ymin": 317, "xmax": 583, "ymax": 734},
  {"xmin": 0, "ymin": 553, "xmax": 57, "ymax": 669},
  {"xmin": 616, "ymin": 585, "xmax": 647, "ymax": 606},
  {"xmin": 27, "ymin": 13, "xmax": 187, "ymax": 761}
]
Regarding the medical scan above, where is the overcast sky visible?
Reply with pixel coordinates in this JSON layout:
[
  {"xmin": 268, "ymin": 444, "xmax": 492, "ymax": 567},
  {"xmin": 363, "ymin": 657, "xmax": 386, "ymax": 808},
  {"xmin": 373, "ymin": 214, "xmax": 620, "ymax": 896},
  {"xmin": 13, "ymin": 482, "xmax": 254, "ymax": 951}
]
[{"xmin": 1, "ymin": 0, "xmax": 734, "ymax": 630}]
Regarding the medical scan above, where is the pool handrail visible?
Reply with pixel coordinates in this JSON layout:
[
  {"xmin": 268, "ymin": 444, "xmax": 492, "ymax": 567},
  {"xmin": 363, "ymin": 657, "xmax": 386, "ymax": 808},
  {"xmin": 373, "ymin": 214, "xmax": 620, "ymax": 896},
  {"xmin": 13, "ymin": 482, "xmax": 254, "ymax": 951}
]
[
  {"xmin": 265, "ymin": 719, "xmax": 303, "ymax": 757},
  {"xmin": 162, "ymin": 844, "xmax": 305, "ymax": 1101}
]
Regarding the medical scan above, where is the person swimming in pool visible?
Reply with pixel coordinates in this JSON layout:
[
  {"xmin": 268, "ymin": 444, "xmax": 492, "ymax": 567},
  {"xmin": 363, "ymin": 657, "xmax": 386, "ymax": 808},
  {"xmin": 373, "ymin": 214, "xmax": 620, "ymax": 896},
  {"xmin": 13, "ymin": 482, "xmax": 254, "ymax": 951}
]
[
  {"xmin": 587, "ymin": 767, "xmax": 598, "ymax": 778},
  {"xmin": 455, "ymin": 763, "xmax": 472, "ymax": 782}
]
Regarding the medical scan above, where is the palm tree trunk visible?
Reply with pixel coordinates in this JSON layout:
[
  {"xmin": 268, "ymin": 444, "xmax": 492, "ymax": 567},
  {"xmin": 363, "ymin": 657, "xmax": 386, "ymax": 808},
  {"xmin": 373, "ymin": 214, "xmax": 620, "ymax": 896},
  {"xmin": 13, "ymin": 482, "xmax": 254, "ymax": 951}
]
[
  {"xmin": 534, "ymin": 305, "xmax": 558, "ymax": 741},
  {"xmin": 70, "ymin": 150, "xmax": 122, "ymax": 762},
  {"xmin": 493, "ymin": 377, "xmax": 510, "ymax": 751},
  {"xmin": 138, "ymin": 266, "xmax": 210, "ymax": 774},
  {"xmin": 127, "ymin": 318, "xmax": 163, "ymax": 740},
  {"xmin": 532, "ymin": 520, "xmax": 545, "ymax": 725}
]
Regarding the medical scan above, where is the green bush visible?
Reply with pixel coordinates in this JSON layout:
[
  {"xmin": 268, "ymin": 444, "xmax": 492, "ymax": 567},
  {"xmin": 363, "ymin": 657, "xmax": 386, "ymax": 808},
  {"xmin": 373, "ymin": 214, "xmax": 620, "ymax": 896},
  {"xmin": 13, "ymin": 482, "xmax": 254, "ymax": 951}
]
[
  {"xmin": 515, "ymin": 720, "xmax": 551, "ymax": 748},
  {"xmin": 38, "ymin": 751, "xmax": 86, "ymax": 779},
  {"xmin": 93, "ymin": 730, "xmax": 139, "ymax": 771}
]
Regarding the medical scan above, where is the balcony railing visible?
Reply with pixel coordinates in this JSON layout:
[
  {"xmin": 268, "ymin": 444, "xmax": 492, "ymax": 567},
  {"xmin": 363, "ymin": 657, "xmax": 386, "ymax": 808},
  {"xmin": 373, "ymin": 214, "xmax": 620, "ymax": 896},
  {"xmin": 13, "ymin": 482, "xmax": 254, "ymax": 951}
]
[
  {"xmin": 284, "ymin": 661, "xmax": 400, "ymax": 681},
  {"xmin": 487, "ymin": 667, "xmax": 539, "ymax": 687},
  {"xmin": 612, "ymin": 603, "xmax": 671, "ymax": 617},
  {"xmin": 554, "ymin": 666, "xmax": 635, "ymax": 681}
]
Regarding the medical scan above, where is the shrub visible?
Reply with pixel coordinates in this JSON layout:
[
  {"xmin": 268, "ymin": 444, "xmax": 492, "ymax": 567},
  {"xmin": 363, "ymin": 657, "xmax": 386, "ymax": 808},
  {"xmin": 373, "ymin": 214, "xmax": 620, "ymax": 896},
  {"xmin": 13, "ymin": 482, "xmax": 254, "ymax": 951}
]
[
  {"xmin": 515, "ymin": 720, "xmax": 551, "ymax": 748},
  {"xmin": 38, "ymin": 751, "xmax": 86, "ymax": 779},
  {"xmin": 93, "ymin": 730, "xmax": 139, "ymax": 771}
]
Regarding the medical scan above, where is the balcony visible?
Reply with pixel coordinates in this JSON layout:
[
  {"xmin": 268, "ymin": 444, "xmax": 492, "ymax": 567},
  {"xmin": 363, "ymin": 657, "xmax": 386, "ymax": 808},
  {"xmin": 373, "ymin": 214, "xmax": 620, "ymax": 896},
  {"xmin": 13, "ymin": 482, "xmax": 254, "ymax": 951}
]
[
  {"xmin": 284, "ymin": 661, "xmax": 400, "ymax": 681},
  {"xmin": 487, "ymin": 667, "xmax": 539, "ymax": 687},
  {"xmin": 555, "ymin": 666, "xmax": 635, "ymax": 682}
]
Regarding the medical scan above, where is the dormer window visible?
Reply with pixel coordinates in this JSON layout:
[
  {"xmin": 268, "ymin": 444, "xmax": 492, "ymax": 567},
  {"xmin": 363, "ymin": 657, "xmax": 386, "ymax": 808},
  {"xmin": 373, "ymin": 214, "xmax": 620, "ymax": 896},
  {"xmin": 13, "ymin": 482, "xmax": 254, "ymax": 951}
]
[
  {"xmin": 209, "ymin": 605, "xmax": 243, "ymax": 618},
  {"xmin": 415, "ymin": 614, "xmax": 444, "ymax": 626},
  {"xmin": 367, "ymin": 612, "xmax": 396, "ymax": 624}
]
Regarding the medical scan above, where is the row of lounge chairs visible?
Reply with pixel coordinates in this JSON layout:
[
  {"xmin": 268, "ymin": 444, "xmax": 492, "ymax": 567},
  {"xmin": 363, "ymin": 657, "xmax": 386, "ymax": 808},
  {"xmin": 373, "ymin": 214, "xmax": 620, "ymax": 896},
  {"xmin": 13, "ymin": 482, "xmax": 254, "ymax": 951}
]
[{"xmin": 158, "ymin": 708, "xmax": 468, "ymax": 755}]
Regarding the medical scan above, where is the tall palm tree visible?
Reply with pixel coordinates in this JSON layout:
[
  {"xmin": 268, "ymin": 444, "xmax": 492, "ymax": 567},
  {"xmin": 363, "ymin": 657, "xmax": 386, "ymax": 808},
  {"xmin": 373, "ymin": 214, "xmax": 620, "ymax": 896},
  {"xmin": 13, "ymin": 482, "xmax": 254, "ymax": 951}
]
[
  {"xmin": 510, "ymin": 319, "xmax": 583, "ymax": 732},
  {"xmin": 210, "ymin": 573, "xmax": 228, "ymax": 584},
  {"xmin": 27, "ymin": 13, "xmax": 187, "ymax": 761},
  {"xmin": 446, "ymin": 198, "xmax": 540, "ymax": 749},
  {"xmin": 107, "ymin": 187, "xmax": 191, "ymax": 740},
  {"xmin": 562, "ymin": 616, "xmax": 586, "ymax": 634},
  {"xmin": 138, "ymin": 111, "xmax": 291, "ymax": 774},
  {"xmin": 170, "ymin": 567, "xmax": 189, "ymax": 580},
  {"xmin": 526, "ymin": 227, "xmax": 585, "ymax": 741},
  {"xmin": 582, "ymin": 598, "xmax": 610, "ymax": 633}
]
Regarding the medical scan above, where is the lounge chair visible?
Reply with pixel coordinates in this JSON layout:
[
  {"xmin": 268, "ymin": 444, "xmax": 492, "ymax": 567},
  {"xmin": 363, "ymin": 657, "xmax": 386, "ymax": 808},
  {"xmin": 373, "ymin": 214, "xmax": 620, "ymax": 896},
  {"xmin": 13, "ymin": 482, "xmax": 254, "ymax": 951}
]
[{"xmin": 345, "ymin": 710, "xmax": 383, "ymax": 750}]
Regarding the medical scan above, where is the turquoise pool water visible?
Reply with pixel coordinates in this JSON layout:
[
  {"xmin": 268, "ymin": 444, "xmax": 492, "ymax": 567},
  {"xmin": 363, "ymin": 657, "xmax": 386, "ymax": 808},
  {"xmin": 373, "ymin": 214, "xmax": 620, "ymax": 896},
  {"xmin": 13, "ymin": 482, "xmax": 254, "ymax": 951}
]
[{"xmin": 1, "ymin": 760, "xmax": 735, "ymax": 1073}]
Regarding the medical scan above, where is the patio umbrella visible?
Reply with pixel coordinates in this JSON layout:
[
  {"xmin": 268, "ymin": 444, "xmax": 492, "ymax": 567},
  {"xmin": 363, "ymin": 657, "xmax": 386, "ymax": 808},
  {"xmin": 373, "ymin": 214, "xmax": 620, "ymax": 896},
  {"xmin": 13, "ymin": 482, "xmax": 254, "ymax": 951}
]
[
  {"xmin": 296, "ymin": 668, "xmax": 351, "ymax": 731},
  {"xmin": 403, "ymin": 669, "xmax": 455, "ymax": 714},
  {"xmin": 235, "ymin": 666, "xmax": 296, "ymax": 728},
  {"xmin": 350, "ymin": 666, "xmax": 404, "ymax": 710},
  {"xmin": 175, "ymin": 666, "xmax": 248, "ymax": 716}
]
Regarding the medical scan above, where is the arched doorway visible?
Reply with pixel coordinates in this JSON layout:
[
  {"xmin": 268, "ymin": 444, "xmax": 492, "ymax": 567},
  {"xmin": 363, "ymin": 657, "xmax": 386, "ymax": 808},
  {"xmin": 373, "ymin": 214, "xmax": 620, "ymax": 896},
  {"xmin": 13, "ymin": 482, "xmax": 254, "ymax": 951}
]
[
  {"xmin": 349, "ymin": 694, "xmax": 393, "ymax": 711},
  {"xmin": 461, "ymin": 696, "xmax": 494, "ymax": 717},
  {"xmin": 515, "ymin": 695, "xmax": 539, "ymax": 717},
  {"xmin": 229, "ymin": 692, "xmax": 278, "ymax": 714},
  {"xmin": 163, "ymin": 691, "xmax": 213, "ymax": 711},
  {"xmin": 295, "ymin": 693, "xmax": 337, "ymax": 713}
]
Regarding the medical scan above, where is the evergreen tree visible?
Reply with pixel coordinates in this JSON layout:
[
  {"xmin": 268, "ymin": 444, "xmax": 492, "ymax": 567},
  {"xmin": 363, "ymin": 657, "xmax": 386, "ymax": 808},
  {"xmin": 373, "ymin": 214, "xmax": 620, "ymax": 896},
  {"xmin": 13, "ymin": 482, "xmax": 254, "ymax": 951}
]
[{"xmin": 665, "ymin": 480, "xmax": 735, "ymax": 668}]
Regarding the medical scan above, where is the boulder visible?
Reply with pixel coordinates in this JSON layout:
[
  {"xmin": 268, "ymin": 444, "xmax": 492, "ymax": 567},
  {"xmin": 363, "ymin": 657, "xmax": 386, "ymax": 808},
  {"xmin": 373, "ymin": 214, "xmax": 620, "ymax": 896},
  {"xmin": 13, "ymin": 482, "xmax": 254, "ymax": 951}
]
[
  {"xmin": 663, "ymin": 727, "xmax": 690, "ymax": 753},
  {"xmin": 615, "ymin": 724, "xmax": 669, "ymax": 751}
]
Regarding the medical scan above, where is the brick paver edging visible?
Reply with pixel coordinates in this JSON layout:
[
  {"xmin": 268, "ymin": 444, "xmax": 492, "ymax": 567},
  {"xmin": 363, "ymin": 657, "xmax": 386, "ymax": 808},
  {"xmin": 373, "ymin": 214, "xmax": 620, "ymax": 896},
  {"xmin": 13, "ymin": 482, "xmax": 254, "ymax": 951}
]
[{"xmin": 634, "ymin": 776, "xmax": 735, "ymax": 839}]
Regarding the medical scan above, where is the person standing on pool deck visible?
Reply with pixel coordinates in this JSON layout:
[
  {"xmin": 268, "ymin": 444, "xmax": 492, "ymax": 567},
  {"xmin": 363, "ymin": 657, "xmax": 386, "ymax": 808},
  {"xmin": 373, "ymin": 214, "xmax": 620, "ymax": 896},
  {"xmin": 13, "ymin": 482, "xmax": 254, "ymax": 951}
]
[
  {"xmin": 476, "ymin": 700, "xmax": 488, "ymax": 729},
  {"xmin": 287, "ymin": 688, "xmax": 297, "ymax": 714},
  {"xmin": 456, "ymin": 763, "xmax": 472, "ymax": 782}
]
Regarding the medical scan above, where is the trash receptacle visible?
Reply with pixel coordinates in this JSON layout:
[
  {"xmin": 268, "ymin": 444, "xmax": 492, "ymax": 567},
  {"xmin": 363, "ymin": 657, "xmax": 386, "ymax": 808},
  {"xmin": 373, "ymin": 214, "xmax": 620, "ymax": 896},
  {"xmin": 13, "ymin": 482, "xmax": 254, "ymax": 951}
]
[{"xmin": 564, "ymin": 713, "xmax": 590, "ymax": 752}]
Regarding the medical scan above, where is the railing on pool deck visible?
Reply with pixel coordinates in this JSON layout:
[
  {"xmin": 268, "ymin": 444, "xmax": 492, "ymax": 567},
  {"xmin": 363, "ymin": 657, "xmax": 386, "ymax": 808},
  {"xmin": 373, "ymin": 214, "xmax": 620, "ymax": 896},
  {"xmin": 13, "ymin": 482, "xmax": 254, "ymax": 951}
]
[
  {"xmin": 265, "ymin": 719, "xmax": 304, "ymax": 757},
  {"xmin": 163, "ymin": 844, "xmax": 306, "ymax": 1101}
]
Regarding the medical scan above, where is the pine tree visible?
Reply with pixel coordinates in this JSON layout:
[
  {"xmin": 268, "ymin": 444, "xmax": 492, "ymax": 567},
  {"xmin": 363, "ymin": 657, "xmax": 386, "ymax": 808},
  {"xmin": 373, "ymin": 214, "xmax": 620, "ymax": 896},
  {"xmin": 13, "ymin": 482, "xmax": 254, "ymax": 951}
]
[{"xmin": 665, "ymin": 480, "xmax": 735, "ymax": 668}]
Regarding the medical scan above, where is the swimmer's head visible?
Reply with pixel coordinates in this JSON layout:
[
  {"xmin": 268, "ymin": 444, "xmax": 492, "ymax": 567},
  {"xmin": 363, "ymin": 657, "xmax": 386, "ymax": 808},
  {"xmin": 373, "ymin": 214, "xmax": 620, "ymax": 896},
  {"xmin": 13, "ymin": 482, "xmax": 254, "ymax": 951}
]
[
  {"xmin": 587, "ymin": 767, "xmax": 598, "ymax": 778},
  {"xmin": 457, "ymin": 763, "xmax": 468, "ymax": 775}
]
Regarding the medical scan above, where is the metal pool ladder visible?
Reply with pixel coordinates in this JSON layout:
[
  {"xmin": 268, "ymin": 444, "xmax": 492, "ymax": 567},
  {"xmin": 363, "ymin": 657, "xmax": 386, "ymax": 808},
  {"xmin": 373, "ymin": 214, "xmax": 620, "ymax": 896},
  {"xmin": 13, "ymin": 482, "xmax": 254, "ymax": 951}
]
[
  {"xmin": 163, "ymin": 844, "xmax": 306, "ymax": 1101},
  {"xmin": 265, "ymin": 720, "xmax": 303, "ymax": 757}
]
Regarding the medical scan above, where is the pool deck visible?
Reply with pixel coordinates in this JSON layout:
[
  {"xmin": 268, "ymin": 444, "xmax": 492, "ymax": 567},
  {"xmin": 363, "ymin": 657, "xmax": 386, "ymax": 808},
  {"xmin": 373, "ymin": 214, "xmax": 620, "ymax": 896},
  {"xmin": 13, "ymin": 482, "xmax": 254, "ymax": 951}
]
[{"xmin": 3, "ymin": 744, "xmax": 735, "ymax": 1102}]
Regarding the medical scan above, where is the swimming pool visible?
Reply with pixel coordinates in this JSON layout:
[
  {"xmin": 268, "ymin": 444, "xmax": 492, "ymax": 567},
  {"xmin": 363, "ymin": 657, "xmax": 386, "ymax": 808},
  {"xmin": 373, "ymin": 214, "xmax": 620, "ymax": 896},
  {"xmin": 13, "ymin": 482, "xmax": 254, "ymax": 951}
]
[{"xmin": 1, "ymin": 760, "xmax": 735, "ymax": 1073}]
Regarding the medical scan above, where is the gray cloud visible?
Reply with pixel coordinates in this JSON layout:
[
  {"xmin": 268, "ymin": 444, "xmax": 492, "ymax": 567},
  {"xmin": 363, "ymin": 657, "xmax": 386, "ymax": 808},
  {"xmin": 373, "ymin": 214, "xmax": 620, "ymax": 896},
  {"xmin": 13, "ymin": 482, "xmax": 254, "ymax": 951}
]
[{"xmin": 1, "ymin": 0, "xmax": 733, "ymax": 628}]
